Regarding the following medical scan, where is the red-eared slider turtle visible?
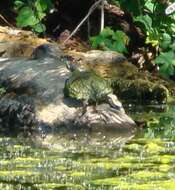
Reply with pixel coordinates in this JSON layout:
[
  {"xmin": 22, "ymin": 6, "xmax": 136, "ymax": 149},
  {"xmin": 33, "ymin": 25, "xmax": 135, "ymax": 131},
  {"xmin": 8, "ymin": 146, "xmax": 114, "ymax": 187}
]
[{"xmin": 64, "ymin": 71, "xmax": 123, "ymax": 111}]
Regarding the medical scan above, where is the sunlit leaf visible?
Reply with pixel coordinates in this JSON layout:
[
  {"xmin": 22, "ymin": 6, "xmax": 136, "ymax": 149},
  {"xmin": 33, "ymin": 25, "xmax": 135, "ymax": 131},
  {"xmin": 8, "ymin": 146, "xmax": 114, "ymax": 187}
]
[
  {"xmin": 100, "ymin": 27, "xmax": 114, "ymax": 37},
  {"xmin": 16, "ymin": 6, "xmax": 39, "ymax": 27},
  {"xmin": 145, "ymin": 0, "xmax": 154, "ymax": 13},
  {"xmin": 35, "ymin": 0, "xmax": 48, "ymax": 12},
  {"xmin": 33, "ymin": 23, "xmax": 46, "ymax": 33},
  {"xmin": 134, "ymin": 15, "xmax": 152, "ymax": 32},
  {"xmin": 160, "ymin": 33, "xmax": 172, "ymax": 49},
  {"xmin": 14, "ymin": 0, "xmax": 25, "ymax": 9},
  {"xmin": 155, "ymin": 51, "xmax": 175, "ymax": 77}
]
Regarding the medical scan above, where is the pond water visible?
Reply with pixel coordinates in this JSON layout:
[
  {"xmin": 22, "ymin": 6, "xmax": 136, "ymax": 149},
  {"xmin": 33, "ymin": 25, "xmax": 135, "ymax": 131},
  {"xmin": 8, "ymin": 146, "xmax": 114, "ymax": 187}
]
[{"xmin": 1, "ymin": 105, "xmax": 175, "ymax": 190}]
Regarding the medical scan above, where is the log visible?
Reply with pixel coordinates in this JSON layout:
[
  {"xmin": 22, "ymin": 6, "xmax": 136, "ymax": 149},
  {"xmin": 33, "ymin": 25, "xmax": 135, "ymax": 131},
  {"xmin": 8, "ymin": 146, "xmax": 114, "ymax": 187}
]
[{"xmin": 0, "ymin": 43, "xmax": 136, "ymax": 133}]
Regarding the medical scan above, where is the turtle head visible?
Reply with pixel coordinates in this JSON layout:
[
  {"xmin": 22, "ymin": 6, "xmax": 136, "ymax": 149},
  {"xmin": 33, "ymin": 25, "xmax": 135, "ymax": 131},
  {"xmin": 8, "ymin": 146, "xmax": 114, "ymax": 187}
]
[{"xmin": 106, "ymin": 94, "xmax": 125, "ymax": 112}]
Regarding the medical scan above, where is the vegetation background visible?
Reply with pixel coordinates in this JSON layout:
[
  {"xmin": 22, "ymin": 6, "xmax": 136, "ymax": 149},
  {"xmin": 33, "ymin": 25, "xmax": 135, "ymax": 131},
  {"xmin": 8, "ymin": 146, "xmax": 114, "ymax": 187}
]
[{"xmin": 0, "ymin": 0, "xmax": 175, "ymax": 78}]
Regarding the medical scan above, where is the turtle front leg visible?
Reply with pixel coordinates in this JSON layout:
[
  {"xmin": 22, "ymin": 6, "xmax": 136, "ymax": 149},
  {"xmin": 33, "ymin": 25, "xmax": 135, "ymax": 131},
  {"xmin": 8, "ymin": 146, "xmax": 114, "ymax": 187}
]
[
  {"xmin": 82, "ymin": 99, "xmax": 88, "ymax": 115},
  {"xmin": 106, "ymin": 93, "xmax": 125, "ymax": 112},
  {"xmin": 92, "ymin": 103, "xmax": 97, "ymax": 113}
]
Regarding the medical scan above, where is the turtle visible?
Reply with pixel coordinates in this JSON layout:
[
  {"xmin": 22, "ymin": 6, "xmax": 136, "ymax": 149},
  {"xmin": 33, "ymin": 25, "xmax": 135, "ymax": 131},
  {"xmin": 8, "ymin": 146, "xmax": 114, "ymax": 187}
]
[{"xmin": 64, "ymin": 70, "xmax": 123, "ymax": 112}]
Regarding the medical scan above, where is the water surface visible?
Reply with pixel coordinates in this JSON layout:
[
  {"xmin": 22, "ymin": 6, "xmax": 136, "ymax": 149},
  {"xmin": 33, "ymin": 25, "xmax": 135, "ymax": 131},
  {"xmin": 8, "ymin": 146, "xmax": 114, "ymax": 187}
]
[{"xmin": 0, "ymin": 105, "xmax": 175, "ymax": 190}]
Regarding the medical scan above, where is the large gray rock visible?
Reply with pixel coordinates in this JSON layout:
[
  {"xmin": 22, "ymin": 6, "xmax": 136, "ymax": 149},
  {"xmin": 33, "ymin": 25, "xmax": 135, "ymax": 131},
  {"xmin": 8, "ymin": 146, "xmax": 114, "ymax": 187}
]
[{"xmin": 0, "ymin": 44, "xmax": 136, "ymax": 133}]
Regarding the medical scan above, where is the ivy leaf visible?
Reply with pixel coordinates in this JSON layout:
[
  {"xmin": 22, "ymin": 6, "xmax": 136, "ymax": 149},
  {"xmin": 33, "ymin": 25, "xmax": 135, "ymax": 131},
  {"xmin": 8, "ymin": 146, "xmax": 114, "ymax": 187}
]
[
  {"xmin": 33, "ymin": 23, "xmax": 46, "ymax": 33},
  {"xmin": 113, "ymin": 30, "xmax": 129, "ymax": 44},
  {"xmin": 100, "ymin": 27, "xmax": 114, "ymax": 37},
  {"xmin": 35, "ymin": 0, "xmax": 48, "ymax": 12},
  {"xmin": 112, "ymin": 40, "xmax": 127, "ymax": 53},
  {"xmin": 112, "ymin": 30, "xmax": 129, "ymax": 53},
  {"xmin": 90, "ymin": 36, "xmax": 104, "ymax": 48},
  {"xmin": 37, "ymin": 11, "xmax": 46, "ymax": 20},
  {"xmin": 90, "ymin": 28, "xmax": 129, "ymax": 53},
  {"xmin": 16, "ymin": 6, "xmax": 39, "ymax": 27}
]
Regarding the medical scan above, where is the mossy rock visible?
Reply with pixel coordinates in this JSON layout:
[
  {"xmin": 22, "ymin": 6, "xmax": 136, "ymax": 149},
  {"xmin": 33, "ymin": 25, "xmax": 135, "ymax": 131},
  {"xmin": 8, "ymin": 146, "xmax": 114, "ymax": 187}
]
[
  {"xmin": 113, "ymin": 79, "xmax": 169, "ymax": 104},
  {"xmin": 66, "ymin": 50, "xmax": 173, "ymax": 104},
  {"xmin": 64, "ymin": 71, "xmax": 113, "ymax": 104}
]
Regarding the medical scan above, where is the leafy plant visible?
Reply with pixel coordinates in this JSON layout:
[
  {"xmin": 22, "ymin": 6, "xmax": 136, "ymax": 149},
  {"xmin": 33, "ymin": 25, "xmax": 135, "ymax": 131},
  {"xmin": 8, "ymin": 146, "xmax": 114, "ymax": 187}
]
[
  {"xmin": 155, "ymin": 50, "xmax": 175, "ymax": 77},
  {"xmin": 112, "ymin": 0, "xmax": 175, "ymax": 77},
  {"xmin": 90, "ymin": 27, "xmax": 129, "ymax": 53},
  {"xmin": 14, "ymin": 0, "xmax": 53, "ymax": 33},
  {"xmin": 144, "ymin": 106, "xmax": 175, "ymax": 140},
  {"xmin": 133, "ymin": 1, "xmax": 173, "ymax": 48}
]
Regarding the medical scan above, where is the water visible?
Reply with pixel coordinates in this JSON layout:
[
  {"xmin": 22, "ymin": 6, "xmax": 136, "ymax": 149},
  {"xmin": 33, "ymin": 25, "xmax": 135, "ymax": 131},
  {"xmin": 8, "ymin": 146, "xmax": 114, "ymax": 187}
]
[{"xmin": 1, "ymin": 105, "xmax": 175, "ymax": 190}]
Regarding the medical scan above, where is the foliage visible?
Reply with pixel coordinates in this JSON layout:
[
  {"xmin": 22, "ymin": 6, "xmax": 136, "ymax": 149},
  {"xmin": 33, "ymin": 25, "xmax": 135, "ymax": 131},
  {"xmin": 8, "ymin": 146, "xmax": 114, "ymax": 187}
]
[
  {"xmin": 133, "ymin": 2, "xmax": 174, "ymax": 49},
  {"xmin": 91, "ymin": 0, "xmax": 175, "ymax": 77},
  {"xmin": 113, "ymin": 0, "xmax": 175, "ymax": 77},
  {"xmin": 90, "ymin": 27, "xmax": 129, "ymax": 53},
  {"xmin": 155, "ymin": 50, "xmax": 175, "ymax": 77},
  {"xmin": 9, "ymin": 0, "xmax": 175, "ymax": 77},
  {"xmin": 144, "ymin": 107, "xmax": 175, "ymax": 140},
  {"xmin": 116, "ymin": 0, "xmax": 173, "ymax": 49},
  {"xmin": 14, "ymin": 0, "xmax": 53, "ymax": 33}
]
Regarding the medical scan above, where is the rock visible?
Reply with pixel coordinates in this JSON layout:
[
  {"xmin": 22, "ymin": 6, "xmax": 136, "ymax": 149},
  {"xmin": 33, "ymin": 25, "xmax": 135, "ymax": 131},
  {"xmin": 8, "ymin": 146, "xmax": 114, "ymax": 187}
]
[
  {"xmin": 0, "ymin": 43, "xmax": 136, "ymax": 133},
  {"xmin": 0, "ymin": 26, "xmax": 48, "ymax": 58},
  {"xmin": 0, "ymin": 98, "xmax": 36, "ymax": 134},
  {"xmin": 31, "ymin": 43, "xmax": 64, "ymax": 59},
  {"xmin": 0, "ymin": 42, "xmax": 33, "ymax": 58},
  {"xmin": 113, "ymin": 79, "xmax": 169, "ymax": 104},
  {"xmin": 75, "ymin": 104, "xmax": 135, "ymax": 132}
]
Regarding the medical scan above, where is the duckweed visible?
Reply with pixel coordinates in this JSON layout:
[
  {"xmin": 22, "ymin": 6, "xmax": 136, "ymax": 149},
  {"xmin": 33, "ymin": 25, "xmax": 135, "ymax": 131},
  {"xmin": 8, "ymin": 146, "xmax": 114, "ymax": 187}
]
[{"xmin": 1, "ymin": 104, "xmax": 175, "ymax": 190}]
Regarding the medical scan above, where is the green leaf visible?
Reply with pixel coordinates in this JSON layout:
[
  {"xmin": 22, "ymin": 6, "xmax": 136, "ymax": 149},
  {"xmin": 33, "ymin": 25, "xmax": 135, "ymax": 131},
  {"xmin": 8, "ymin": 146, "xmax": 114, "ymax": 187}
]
[
  {"xmin": 144, "ymin": 0, "xmax": 154, "ymax": 13},
  {"xmin": 37, "ymin": 11, "xmax": 46, "ymax": 20},
  {"xmin": 145, "ymin": 29, "xmax": 159, "ymax": 47},
  {"xmin": 113, "ymin": 30, "xmax": 129, "ymax": 44},
  {"xmin": 16, "ymin": 6, "xmax": 39, "ymax": 27},
  {"xmin": 160, "ymin": 33, "xmax": 172, "ymax": 50},
  {"xmin": 90, "ymin": 36, "xmax": 104, "ymax": 48},
  {"xmin": 90, "ymin": 28, "xmax": 129, "ymax": 53},
  {"xmin": 35, "ymin": 0, "xmax": 48, "ymax": 12},
  {"xmin": 100, "ymin": 27, "xmax": 114, "ymax": 37},
  {"xmin": 112, "ymin": 41, "xmax": 127, "ymax": 53},
  {"xmin": 14, "ymin": 0, "xmax": 25, "ymax": 9},
  {"xmin": 134, "ymin": 15, "xmax": 152, "ymax": 32},
  {"xmin": 155, "ymin": 51, "xmax": 175, "ymax": 65},
  {"xmin": 155, "ymin": 51, "xmax": 175, "ymax": 77},
  {"xmin": 33, "ymin": 23, "xmax": 46, "ymax": 33}
]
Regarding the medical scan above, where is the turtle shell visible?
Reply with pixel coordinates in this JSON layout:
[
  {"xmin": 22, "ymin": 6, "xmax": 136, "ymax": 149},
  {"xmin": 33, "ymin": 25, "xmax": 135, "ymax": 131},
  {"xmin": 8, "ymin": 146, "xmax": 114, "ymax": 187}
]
[{"xmin": 64, "ymin": 71, "xmax": 113, "ymax": 103}]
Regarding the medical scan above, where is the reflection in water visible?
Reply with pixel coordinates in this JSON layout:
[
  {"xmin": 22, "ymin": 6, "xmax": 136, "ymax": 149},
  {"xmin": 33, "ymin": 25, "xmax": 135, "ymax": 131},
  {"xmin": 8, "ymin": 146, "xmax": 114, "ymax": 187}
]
[{"xmin": 1, "ymin": 106, "xmax": 175, "ymax": 189}]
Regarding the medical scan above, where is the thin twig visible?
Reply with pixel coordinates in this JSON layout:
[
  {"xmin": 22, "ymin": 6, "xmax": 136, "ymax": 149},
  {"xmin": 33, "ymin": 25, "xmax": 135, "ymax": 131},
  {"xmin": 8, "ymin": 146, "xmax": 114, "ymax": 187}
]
[
  {"xmin": 100, "ymin": 0, "xmax": 105, "ymax": 32},
  {"xmin": 63, "ymin": 0, "xmax": 104, "ymax": 44},
  {"xmin": 87, "ymin": 17, "xmax": 91, "ymax": 39},
  {"xmin": 0, "ymin": 14, "xmax": 14, "ymax": 27}
]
